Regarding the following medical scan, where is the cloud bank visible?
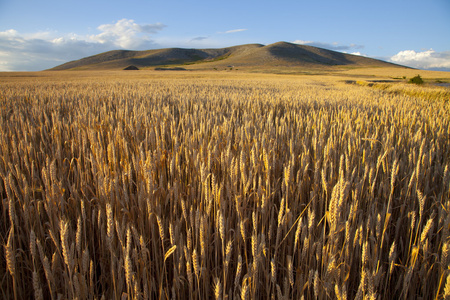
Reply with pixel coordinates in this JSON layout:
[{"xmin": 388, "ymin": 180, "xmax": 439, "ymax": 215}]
[
  {"xmin": 390, "ymin": 49, "xmax": 450, "ymax": 71},
  {"xmin": 0, "ymin": 19, "xmax": 166, "ymax": 71},
  {"xmin": 292, "ymin": 40, "xmax": 364, "ymax": 52}
]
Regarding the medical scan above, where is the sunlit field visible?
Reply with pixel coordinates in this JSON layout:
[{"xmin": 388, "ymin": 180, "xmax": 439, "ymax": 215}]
[{"xmin": 1, "ymin": 70, "xmax": 450, "ymax": 299}]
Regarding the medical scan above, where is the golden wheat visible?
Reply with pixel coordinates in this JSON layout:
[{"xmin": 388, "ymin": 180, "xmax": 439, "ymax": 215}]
[{"xmin": 0, "ymin": 71, "xmax": 449, "ymax": 299}]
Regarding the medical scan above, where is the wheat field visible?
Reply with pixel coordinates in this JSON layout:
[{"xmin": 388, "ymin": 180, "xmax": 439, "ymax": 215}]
[{"xmin": 1, "ymin": 71, "xmax": 450, "ymax": 299}]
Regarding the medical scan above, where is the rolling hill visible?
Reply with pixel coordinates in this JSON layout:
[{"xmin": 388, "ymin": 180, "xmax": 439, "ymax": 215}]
[{"xmin": 49, "ymin": 41, "xmax": 406, "ymax": 71}]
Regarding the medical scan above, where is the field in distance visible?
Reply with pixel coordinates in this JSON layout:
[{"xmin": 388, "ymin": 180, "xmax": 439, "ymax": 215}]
[{"xmin": 1, "ymin": 70, "xmax": 450, "ymax": 299}]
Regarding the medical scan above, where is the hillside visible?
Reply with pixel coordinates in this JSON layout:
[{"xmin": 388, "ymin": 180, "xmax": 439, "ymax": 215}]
[{"xmin": 50, "ymin": 41, "xmax": 405, "ymax": 71}]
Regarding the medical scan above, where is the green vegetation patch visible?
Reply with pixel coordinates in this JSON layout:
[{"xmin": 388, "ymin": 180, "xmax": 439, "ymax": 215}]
[{"xmin": 408, "ymin": 74, "xmax": 424, "ymax": 85}]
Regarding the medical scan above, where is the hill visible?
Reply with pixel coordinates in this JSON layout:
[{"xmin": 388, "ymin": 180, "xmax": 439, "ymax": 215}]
[{"xmin": 49, "ymin": 41, "xmax": 406, "ymax": 71}]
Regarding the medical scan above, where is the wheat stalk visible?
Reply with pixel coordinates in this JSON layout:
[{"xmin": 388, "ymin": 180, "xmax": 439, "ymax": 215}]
[
  {"xmin": 444, "ymin": 273, "xmax": 450, "ymax": 300},
  {"xmin": 32, "ymin": 271, "xmax": 43, "ymax": 300},
  {"xmin": 5, "ymin": 227, "xmax": 16, "ymax": 299}
]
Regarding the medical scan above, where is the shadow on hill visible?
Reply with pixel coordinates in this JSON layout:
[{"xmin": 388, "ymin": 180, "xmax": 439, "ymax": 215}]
[{"xmin": 265, "ymin": 42, "xmax": 352, "ymax": 66}]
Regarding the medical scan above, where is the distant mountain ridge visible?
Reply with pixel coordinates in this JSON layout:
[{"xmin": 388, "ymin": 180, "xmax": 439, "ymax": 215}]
[{"xmin": 50, "ymin": 41, "xmax": 405, "ymax": 71}]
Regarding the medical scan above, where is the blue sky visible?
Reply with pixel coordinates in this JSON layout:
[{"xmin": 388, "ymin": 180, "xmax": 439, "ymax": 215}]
[{"xmin": 1, "ymin": 0, "xmax": 449, "ymax": 71}]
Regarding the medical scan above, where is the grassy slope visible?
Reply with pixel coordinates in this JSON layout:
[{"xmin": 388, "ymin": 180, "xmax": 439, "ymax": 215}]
[
  {"xmin": 49, "ymin": 42, "xmax": 403, "ymax": 72},
  {"xmin": 49, "ymin": 44, "xmax": 264, "ymax": 70}
]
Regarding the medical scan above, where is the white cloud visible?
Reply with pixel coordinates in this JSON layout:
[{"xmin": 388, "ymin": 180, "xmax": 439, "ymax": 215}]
[
  {"xmin": 0, "ymin": 29, "xmax": 18, "ymax": 37},
  {"xmin": 89, "ymin": 19, "xmax": 165, "ymax": 49},
  {"xmin": 350, "ymin": 52, "xmax": 366, "ymax": 56},
  {"xmin": 0, "ymin": 19, "xmax": 166, "ymax": 71},
  {"xmin": 292, "ymin": 40, "xmax": 364, "ymax": 52},
  {"xmin": 292, "ymin": 39, "xmax": 313, "ymax": 45},
  {"xmin": 390, "ymin": 49, "xmax": 450, "ymax": 70},
  {"xmin": 224, "ymin": 29, "xmax": 247, "ymax": 34}
]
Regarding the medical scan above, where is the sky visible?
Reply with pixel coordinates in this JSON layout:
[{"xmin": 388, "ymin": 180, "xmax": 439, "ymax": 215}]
[{"xmin": 0, "ymin": 0, "xmax": 449, "ymax": 71}]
